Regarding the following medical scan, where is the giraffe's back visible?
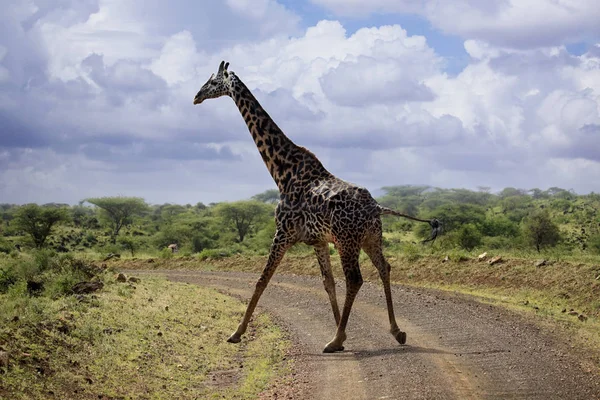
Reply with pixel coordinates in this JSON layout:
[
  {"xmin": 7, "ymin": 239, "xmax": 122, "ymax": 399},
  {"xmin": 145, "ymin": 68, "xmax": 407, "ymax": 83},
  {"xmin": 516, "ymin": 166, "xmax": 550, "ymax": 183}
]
[{"xmin": 277, "ymin": 177, "xmax": 381, "ymax": 245}]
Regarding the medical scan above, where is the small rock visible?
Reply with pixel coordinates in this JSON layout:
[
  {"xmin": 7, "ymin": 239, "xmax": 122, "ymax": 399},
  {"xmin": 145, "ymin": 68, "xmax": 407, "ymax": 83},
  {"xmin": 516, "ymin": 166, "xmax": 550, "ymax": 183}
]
[
  {"xmin": 128, "ymin": 276, "xmax": 140, "ymax": 283},
  {"xmin": 72, "ymin": 281, "xmax": 104, "ymax": 294},
  {"xmin": 147, "ymin": 258, "xmax": 155, "ymax": 264},
  {"xmin": 442, "ymin": 255, "xmax": 449, "ymax": 263},
  {"xmin": 534, "ymin": 259, "xmax": 547, "ymax": 268},
  {"xmin": 157, "ymin": 331, "xmax": 163, "ymax": 337},
  {"xmin": 11, "ymin": 316, "xmax": 19, "ymax": 322},
  {"xmin": 165, "ymin": 306, "xmax": 169, "ymax": 311},
  {"xmin": 478, "ymin": 252, "xmax": 488, "ymax": 261},
  {"xmin": 488, "ymin": 256, "xmax": 502, "ymax": 265},
  {"xmin": 568, "ymin": 310, "xmax": 579, "ymax": 316},
  {"xmin": 116, "ymin": 273, "xmax": 127, "ymax": 283},
  {"xmin": 578, "ymin": 314, "xmax": 588, "ymax": 322},
  {"xmin": 561, "ymin": 308, "xmax": 567, "ymax": 313}
]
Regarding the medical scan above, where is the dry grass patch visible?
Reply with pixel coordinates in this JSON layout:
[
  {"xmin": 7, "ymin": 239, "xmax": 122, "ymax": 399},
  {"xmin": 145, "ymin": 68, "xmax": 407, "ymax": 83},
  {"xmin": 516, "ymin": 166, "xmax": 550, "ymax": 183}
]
[{"xmin": 0, "ymin": 274, "xmax": 288, "ymax": 400}]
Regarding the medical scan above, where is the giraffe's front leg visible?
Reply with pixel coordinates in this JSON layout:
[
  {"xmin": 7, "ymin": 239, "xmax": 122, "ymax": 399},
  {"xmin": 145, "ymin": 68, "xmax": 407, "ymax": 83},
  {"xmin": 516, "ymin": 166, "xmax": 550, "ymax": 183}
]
[
  {"xmin": 314, "ymin": 243, "xmax": 341, "ymax": 326},
  {"xmin": 323, "ymin": 246, "xmax": 362, "ymax": 353},
  {"xmin": 227, "ymin": 232, "xmax": 291, "ymax": 344}
]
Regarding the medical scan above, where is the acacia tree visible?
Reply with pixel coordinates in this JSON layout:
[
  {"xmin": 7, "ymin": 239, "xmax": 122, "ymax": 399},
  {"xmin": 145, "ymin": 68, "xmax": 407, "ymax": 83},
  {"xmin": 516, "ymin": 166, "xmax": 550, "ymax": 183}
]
[
  {"xmin": 252, "ymin": 189, "xmax": 280, "ymax": 204},
  {"xmin": 86, "ymin": 197, "xmax": 148, "ymax": 243},
  {"xmin": 215, "ymin": 201, "xmax": 273, "ymax": 242},
  {"xmin": 14, "ymin": 204, "xmax": 70, "ymax": 249},
  {"xmin": 523, "ymin": 210, "xmax": 561, "ymax": 252}
]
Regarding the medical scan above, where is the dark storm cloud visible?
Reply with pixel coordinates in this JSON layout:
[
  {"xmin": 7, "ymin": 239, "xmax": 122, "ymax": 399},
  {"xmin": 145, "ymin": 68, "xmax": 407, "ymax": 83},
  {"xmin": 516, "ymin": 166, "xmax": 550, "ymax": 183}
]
[{"xmin": 0, "ymin": 112, "xmax": 49, "ymax": 148}]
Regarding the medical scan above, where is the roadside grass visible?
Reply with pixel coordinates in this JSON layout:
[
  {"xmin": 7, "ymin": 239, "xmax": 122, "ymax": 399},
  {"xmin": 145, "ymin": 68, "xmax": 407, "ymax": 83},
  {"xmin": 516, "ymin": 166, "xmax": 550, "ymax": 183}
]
[
  {"xmin": 113, "ymin": 248, "xmax": 600, "ymax": 359},
  {"xmin": 0, "ymin": 254, "xmax": 288, "ymax": 400}
]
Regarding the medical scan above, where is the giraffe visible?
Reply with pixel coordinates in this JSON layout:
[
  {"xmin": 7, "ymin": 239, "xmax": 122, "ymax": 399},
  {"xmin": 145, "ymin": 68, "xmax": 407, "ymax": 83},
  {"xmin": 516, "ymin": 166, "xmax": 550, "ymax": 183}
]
[{"xmin": 193, "ymin": 61, "xmax": 440, "ymax": 353}]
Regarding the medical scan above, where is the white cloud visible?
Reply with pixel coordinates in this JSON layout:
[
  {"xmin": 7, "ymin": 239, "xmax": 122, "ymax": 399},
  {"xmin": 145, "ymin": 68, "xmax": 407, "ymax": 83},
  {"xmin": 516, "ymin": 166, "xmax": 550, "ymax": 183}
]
[
  {"xmin": 2, "ymin": 1, "xmax": 600, "ymax": 204},
  {"xmin": 312, "ymin": 0, "xmax": 600, "ymax": 48}
]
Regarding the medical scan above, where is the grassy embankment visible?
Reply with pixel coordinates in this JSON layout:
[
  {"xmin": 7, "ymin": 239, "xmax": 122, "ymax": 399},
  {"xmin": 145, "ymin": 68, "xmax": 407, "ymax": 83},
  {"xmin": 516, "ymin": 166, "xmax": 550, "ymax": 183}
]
[
  {"xmin": 0, "ymin": 252, "xmax": 288, "ymax": 400},
  {"xmin": 115, "ymin": 246, "xmax": 600, "ymax": 357}
]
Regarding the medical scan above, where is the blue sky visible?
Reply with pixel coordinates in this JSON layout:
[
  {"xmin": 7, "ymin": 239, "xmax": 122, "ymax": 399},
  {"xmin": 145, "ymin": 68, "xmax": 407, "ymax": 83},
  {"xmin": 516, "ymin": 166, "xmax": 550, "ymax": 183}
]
[{"xmin": 1, "ymin": 0, "xmax": 600, "ymax": 205}]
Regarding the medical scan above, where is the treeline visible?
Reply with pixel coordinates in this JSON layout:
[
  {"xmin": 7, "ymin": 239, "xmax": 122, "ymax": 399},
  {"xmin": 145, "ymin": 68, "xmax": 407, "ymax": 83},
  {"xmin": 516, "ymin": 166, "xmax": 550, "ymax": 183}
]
[
  {"xmin": 378, "ymin": 185, "xmax": 600, "ymax": 255},
  {"xmin": 1, "ymin": 186, "xmax": 599, "ymax": 258}
]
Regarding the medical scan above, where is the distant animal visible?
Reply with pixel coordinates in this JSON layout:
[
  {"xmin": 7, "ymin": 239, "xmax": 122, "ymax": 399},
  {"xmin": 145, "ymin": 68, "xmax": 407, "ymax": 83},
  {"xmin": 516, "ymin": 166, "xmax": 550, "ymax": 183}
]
[
  {"xmin": 193, "ymin": 61, "xmax": 440, "ymax": 353},
  {"xmin": 167, "ymin": 244, "xmax": 178, "ymax": 253}
]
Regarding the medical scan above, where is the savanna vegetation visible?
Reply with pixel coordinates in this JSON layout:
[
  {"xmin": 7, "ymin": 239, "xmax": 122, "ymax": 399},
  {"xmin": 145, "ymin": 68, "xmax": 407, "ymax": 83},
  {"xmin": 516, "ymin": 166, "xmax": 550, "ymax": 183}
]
[
  {"xmin": 0, "ymin": 250, "xmax": 287, "ymax": 399},
  {"xmin": 1, "ymin": 186, "xmax": 599, "ymax": 260},
  {"xmin": 1, "ymin": 186, "xmax": 599, "ymax": 397}
]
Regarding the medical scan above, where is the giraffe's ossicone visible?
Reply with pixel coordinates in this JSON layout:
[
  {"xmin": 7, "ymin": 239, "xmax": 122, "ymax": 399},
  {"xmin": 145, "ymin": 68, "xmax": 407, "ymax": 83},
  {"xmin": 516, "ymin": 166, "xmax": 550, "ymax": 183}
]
[{"xmin": 194, "ymin": 61, "xmax": 440, "ymax": 353}]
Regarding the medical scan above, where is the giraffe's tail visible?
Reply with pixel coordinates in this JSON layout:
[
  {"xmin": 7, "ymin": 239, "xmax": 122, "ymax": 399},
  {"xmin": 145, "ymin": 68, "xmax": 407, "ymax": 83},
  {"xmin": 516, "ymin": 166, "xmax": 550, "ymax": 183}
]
[{"xmin": 377, "ymin": 205, "xmax": 442, "ymax": 243}]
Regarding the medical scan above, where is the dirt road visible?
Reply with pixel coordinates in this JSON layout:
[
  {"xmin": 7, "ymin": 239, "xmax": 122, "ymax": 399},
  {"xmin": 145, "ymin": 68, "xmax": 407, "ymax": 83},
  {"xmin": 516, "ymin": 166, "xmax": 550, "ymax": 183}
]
[{"xmin": 135, "ymin": 270, "xmax": 599, "ymax": 399}]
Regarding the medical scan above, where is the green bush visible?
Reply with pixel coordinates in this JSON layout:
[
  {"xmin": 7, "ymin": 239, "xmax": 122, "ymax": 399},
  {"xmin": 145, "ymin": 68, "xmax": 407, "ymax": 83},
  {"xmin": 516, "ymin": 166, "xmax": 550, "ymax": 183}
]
[
  {"xmin": 481, "ymin": 215, "xmax": 519, "ymax": 237},
  {"xmin": 456, "ymin": 223, "xmax": 482, "ymax": 251},
  {"xmin": 159, "ymin": 248, "xmax": 174, "ymax": 259},
  {"xmin": 588, "ymin": 233, "xmax": 600, "ymax": 255},
  {"xmin": 191, "ymin": 234, "xmax": 215, "ymax": 254},
  {"xmin": 482, "ymin": 236, "xmax": 516, "ymax": 250},
  {"xmin": 0, "ymin": 266, "xmax": 18, "ymax": 293},
  {"xmin": 0, "ymin": 251, "xmax": 104, "ymax": 297},
  {"xmin": 523, "ymin": 210, "xmax": 561, "ymax": 252},
  {"xmin": 0, "ymin": 237, "xmax": 13, "ymax": 254},
  {"xmin": 401, "ymin": 242, "xmax": 423, "ymax": 262}
]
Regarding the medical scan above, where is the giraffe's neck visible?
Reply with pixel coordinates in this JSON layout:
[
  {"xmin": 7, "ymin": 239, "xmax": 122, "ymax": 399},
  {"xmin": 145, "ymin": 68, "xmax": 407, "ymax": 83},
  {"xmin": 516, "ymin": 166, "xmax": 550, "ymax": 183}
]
[{"xmin": 229, "ymin": 75, "xmax": 330, "ymax": 193}]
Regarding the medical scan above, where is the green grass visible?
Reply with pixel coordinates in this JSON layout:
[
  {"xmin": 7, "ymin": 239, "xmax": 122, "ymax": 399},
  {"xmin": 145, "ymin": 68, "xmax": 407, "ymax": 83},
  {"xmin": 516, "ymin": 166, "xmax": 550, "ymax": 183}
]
[{"xmin": 0, "ymin": 255, "xmax": 289, "ymax": 400}]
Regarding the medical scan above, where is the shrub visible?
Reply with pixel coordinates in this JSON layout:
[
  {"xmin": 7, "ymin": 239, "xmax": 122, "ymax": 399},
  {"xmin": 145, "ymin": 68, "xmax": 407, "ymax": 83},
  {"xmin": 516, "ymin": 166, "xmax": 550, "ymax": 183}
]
[
  {"xmin": 0, "ymin": 266, "xmax": 17, "ymax": 293},
  {"xmin": 588, "ymin": 233, "xmax": 600, "ymax": 255},
  {"xmin": 456, "ymin": 223, "xmax": 482, "ymax": 251},
  {"xmin": 401, "ymin": 242, "xmax": 422, "ymax": 262},
  {"xmin": 523, "ymin": 210, "xmax": 561, "ymax": 252},
  {"xmin": 159, "ymin": 248, "xmax": 173, "ymax": 259},
  {"xmin": 0, "ymin": 237, "xmax": 13, "ymax": 254}
]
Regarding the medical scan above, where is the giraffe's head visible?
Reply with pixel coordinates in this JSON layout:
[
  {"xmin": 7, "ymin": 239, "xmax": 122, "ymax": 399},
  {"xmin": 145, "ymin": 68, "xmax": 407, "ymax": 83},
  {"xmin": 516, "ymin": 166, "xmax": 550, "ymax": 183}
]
[{"xmin": 193, "ymin": 61, "xmax": 232, "ymax": 105}]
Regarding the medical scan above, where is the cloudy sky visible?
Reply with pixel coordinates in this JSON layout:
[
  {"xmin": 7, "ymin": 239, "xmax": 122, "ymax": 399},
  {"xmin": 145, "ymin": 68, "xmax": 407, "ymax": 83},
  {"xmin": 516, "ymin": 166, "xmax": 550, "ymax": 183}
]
[{"xmin": 1, "ymin": 0, "xmax": 599, "ymax": 205}]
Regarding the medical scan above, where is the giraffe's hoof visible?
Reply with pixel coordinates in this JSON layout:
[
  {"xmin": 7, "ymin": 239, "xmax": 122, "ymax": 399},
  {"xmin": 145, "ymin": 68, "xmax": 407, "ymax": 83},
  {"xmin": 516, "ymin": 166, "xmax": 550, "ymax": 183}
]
[
  {"xmin": 394, "ymin": 330, "xmax": 407, "ymax": 345},
  {"xmin": 323, "ymin": 343, "xmax": 344, "ymax": 353},
  {"xmin": 227, "ymin": 334, "xmax": 242, "ymax": 344}
]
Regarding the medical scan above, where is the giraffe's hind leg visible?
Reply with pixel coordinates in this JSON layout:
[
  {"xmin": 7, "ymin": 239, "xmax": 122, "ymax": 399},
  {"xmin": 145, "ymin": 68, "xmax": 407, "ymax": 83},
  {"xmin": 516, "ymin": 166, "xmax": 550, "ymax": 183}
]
[
  {"xmin": 314, "ymin": 243, "xmax": 341, "ymax": 326},
  {"xmin": 228, "ymin": 230, "xmax": 292, "ymax": 344},
  {"xmin": 323, "ymin": 243, "xmax": 362, "ymax": 353},
  {"xmin": 363, "ymin": 230, "xmax": 406, "ymax": 345}
]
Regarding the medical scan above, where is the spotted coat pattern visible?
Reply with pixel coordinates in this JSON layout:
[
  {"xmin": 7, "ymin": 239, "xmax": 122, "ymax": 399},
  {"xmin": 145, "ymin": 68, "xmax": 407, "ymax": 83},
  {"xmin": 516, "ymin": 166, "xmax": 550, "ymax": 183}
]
[{"xmin": 194, "ymin": 61, "xmax": 437, "ymax": 352}]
